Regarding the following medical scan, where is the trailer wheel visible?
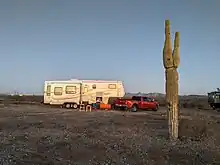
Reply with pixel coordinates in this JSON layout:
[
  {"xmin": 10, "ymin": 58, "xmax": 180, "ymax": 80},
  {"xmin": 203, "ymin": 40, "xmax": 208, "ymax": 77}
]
[
  {"xmin": 65, "ymin": 103, "xmax": 71, "ymax": 109},
  {"xmin": 72, "ymin": 103, "xmax": 78, "ymax": 109}
]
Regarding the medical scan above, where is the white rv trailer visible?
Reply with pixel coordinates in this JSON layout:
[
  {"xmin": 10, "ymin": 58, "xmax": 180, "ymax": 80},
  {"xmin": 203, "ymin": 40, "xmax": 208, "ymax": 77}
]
[{"xmin": 44, "ymin": 79, "xmax": 125, "ymax": 108}]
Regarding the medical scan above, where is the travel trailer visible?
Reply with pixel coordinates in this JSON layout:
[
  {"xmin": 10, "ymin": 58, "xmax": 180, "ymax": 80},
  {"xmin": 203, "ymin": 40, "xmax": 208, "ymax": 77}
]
[{"xmin": 44, "ymin": 79, "xmax": 125, "ymax": 108}]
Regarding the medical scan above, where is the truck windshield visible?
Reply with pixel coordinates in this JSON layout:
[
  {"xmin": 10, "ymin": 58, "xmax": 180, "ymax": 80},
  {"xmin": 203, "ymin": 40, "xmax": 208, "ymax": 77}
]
[{"xmin": 208, "ymin": 92, "xmax": 220, "ymax": 100}]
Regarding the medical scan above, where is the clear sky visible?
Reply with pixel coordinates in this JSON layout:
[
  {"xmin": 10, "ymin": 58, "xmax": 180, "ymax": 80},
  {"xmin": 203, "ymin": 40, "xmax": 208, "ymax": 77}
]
[{"xmin": 0, "ymin": 0, "xmax": 219, "ymax": 95}]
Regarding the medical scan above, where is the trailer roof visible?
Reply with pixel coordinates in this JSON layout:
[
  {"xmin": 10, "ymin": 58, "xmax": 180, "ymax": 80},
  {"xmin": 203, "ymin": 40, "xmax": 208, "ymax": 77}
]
[
  {"xmin": 45, "ymin": 79, "xmax": 122, "ymax": 84},
  {"xmin": 45, "ymin": 80, "xmax": 82, "ymax": 84},
  {"xmin": 81, "ymin": 80, "xmax": 122, "ymax": 83}
]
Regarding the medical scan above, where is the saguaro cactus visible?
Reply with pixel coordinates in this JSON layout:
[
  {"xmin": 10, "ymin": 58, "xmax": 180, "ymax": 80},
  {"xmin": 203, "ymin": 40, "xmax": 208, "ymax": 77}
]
[{"xmin": 163, "ymin": 20, "xmax": 180, "ymax": 140}]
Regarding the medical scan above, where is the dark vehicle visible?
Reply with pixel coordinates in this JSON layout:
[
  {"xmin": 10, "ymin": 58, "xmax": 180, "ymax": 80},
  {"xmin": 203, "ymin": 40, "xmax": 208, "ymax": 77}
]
[
  {"xmin": 114, "ymin": 96, "xmax": 159, "ymax": 112},
  {"xmin": 208, "ymin": 89, "xmax": 220, "ymax": 110}
]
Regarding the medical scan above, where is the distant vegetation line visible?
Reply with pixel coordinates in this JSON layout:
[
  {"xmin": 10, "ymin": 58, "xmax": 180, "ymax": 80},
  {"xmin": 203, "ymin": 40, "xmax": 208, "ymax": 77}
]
[
  {"xmin": 0, "ymin": 92, "xmax": 207, "ymax": 97},
  {"xmin": 0, "ymin": 93, "xmax": 209, "ymax": 109}
]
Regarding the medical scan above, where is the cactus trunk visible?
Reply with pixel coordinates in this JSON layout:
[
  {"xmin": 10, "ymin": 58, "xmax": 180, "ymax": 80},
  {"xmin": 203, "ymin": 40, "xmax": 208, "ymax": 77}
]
[{"xmin": 163, "ymin": 20, "xmax": 180, "ymax": 140}]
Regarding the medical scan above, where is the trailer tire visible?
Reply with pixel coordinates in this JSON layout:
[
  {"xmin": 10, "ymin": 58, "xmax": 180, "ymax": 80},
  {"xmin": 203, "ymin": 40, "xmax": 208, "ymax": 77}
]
[
  {"xmin": 72, "ymin": 103, "xmax": 78, "ymax": 109},
  {"xmin": 65, "ymin": 103, "xmax": 71, "ymax": 109}
]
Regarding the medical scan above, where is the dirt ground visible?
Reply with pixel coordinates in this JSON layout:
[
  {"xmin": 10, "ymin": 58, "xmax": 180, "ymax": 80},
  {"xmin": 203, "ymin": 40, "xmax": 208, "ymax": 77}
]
[{"xmin": 0, "ymin": 104, "xmax": 220, "ymax": 165}]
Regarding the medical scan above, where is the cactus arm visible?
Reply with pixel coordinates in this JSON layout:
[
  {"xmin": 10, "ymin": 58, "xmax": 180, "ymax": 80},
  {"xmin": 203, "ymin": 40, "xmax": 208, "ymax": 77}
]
[
  {"xmin": 163, "ymin": 20, "xmax": 173, "ymax": 69},
  {"xmin": 173, "ymin": 32, "xmax": 180, "ymax": 68}
]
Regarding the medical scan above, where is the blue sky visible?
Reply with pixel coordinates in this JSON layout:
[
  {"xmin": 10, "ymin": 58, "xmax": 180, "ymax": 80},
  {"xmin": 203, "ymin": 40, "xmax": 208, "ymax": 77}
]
[{"xmin": 0, "ymin": 0, "xmax": 219, "ymax": 95}]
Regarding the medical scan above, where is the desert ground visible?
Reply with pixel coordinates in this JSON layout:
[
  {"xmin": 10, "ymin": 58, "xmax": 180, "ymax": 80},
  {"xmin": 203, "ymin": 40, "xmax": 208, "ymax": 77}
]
[{"xmin": 0, "ymin": 102, "xmax": 220, "ymax": 165}]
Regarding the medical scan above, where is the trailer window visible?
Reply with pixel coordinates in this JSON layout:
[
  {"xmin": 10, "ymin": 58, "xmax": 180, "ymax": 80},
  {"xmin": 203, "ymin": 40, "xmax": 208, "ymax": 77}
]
[
  {"xmin": 108, "ymin": 84, "xmax": 116, "ymax": 89},
  {"xmin": 84, "ymin": 87, "xmax": 88, "ymax": 93},
  {"xmin": 54, "ymin": 87, "xmax": 63, "ymax": 95},
  {"xmin": 65, "ymin": 86, "xmax": 76, "ymax": 94},
  {"xmin": 46, "ymin": 85, "xmax": 51, "ymax": 96}
]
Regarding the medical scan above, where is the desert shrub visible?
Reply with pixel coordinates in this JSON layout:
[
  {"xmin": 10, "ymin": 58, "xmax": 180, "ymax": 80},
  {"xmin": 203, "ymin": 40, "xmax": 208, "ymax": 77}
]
[
  {"xmin": 1, "ymin": 95, "xmax": 43, "ymax": 104},
  {"xmin": 179, "ymin": 118, "xmax": 209, "ymax": 141},
  {"xmin": 197, "ymin": 104, "xmax": 205, "ymax": 110},
  {"xmin": 155, "ymin": 96, "xmax": 209, "ymax": 110}
]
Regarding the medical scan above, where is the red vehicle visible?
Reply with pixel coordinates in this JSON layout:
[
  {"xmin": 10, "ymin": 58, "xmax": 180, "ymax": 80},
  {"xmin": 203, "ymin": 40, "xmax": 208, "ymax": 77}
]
[{"xmin": 113, "ymin": 96, "xmax": 159, "ymax": 112}]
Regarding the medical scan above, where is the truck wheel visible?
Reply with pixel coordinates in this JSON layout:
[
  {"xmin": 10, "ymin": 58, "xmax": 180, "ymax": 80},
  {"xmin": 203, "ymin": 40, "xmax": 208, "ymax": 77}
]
[
  {"xmin": 131, "ymin": 105, "xmax": 138, "ymax": 112},
  {"xmin": 72, "ymin": 103, "xmax": 78, "ymax": 109},
  {"xmin": 153, "ymin": 105, "xmax": 159, "ymax": 111},
  {"xmin": 211, "ymin": 104, "xmax": 216, "ymax": 110}
]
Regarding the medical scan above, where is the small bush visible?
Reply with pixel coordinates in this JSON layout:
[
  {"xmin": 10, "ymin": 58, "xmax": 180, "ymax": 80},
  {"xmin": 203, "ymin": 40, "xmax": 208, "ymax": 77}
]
[{"xmin": 155, "ymin": 96, "xmax": 209, "ymax": 110}]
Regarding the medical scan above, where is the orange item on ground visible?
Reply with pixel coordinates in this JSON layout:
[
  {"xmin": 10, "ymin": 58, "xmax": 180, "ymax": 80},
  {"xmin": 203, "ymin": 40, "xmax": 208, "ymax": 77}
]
[{"xmin": 99, "ymin": 103, "xmax": 111, "ymax": 110}]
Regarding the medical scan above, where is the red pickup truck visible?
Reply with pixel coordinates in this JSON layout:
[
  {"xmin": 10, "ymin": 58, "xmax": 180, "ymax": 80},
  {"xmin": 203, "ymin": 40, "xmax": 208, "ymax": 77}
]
[{"xmin": 113, "ymin": 96, "xmax": 159, "ymax": 112}]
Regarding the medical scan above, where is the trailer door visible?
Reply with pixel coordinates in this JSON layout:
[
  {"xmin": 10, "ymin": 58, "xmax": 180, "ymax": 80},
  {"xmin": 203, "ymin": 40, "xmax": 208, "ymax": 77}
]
[
  {"xmin": 117, "ymin": 82, "xmax": 125, "ymax": 97},
  {"xmin": 44, "ymin": 84, "xmax": 51, "ymax": 104}
]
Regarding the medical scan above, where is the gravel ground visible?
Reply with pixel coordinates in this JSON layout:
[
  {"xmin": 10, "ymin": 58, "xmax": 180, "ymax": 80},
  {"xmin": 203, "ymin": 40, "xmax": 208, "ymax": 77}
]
[{"xmin": 0, "ymin": 104, "xmax": 220, "ymax": 165}]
